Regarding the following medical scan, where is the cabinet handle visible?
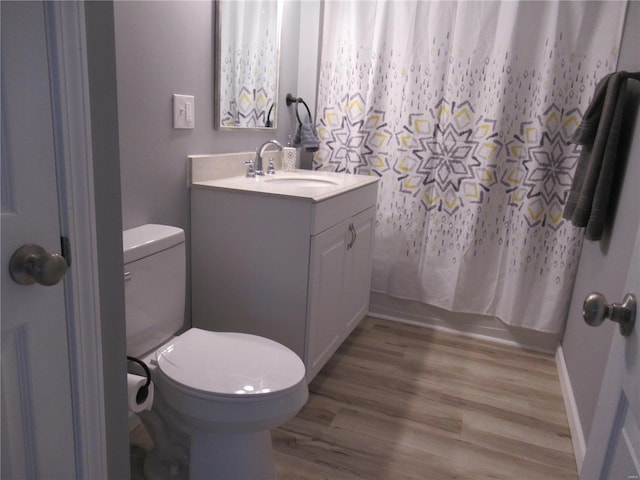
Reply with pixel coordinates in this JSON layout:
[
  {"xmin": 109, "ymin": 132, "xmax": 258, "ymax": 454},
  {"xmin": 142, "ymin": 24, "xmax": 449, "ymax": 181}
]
[
  {"xmin": 352, "ymin": 223, "xmax": 357, "ymax": 246},
  {"xmin": 347, "ymin": 223, "xmax": 356, "ymax": 250}
]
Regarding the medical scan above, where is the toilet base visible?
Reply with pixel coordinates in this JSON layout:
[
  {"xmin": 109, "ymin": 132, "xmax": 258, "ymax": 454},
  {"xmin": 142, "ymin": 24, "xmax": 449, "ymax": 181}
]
[
  {"xmin": 138, "ymin": 403, "xmax": 190, "ymax": 480},
  {"xmin": 139, "ymin": 391, "xmax": 279, "ymax": 480},
  {"xmin": 190, "ymin": 430, "xmax": 277, "ymax": 480}
]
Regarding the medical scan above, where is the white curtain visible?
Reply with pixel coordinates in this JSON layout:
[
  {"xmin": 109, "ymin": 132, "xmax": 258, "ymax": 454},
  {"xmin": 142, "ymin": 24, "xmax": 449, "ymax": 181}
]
[{"xmin": 315, "ymin": 1, "xmax": 627, "ymax": 333}]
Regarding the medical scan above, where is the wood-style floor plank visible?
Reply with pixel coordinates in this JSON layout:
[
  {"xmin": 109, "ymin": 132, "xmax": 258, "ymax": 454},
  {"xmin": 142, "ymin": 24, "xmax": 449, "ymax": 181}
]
[
  {"xmin": 131, "ymin": 316, "xmax": 577, "ymax": 479},
  {"xmin": 273, "ymin": 317, "xmax": 577, "ymax": 480}
]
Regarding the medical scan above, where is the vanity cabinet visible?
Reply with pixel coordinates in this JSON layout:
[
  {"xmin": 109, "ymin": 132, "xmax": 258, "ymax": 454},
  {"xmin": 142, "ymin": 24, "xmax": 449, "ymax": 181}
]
[
  {"xmin": 190, "ymin": 173, "xmax": 378, "ymax": 382},
  {"xmin": 306, "ymin": 207, "xmax": 375, "ymax": 380}
]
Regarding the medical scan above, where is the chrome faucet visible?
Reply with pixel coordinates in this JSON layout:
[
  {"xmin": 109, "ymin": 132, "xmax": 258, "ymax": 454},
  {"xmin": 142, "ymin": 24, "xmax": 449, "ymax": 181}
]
[{"xmin": 246, "ymin": 139, "xmax": 283, "ymax": 177}]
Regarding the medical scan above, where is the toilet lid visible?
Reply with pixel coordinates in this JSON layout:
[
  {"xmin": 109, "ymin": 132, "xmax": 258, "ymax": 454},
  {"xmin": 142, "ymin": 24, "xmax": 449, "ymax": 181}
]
[{"xmin": 155, "ymin": 328, "xmax": 306, "ymax": 397}]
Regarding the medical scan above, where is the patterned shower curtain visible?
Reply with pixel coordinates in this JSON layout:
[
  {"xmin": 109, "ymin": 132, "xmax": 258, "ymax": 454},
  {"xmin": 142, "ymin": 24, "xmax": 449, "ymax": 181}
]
[{"xmin": 314, "ymin": 1, "xmax": 627, "ymax": 333}]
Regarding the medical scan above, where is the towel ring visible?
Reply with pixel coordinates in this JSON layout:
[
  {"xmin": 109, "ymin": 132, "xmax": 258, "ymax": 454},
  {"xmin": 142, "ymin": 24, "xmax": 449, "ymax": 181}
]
[
  {"xmin": 294, "ymin": 99, "xmax": 313, "ymax": 125},
  {"xmin": 286, "ymin": 93, "xmax": 313, "ymax": 125}
]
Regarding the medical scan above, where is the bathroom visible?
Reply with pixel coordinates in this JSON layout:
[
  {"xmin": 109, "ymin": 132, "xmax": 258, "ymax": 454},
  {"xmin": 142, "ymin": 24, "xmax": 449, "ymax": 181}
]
[
  {"xmin": 1, "ymin": 0, "xmax": 639, "ymax": 478},
  {"xmin": 116, "ymin": 0, "xmax": 640, "ymax": 477}
]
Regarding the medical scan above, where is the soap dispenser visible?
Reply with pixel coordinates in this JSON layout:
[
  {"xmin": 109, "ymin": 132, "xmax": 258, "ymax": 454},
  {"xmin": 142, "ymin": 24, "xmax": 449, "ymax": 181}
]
[{"xmin": 283, "ymin": 135, "xmax": 297, "ymax": 171}]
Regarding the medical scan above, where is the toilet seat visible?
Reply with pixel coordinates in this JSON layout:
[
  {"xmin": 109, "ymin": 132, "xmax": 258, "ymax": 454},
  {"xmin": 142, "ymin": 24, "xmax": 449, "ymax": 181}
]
[{"xmin": 156, "ymin": 328, "xmax": 306, "ymax": 398}]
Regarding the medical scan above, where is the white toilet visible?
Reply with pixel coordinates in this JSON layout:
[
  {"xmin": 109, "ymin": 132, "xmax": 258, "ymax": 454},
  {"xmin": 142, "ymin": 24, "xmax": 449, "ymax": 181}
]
[{"xmin": 124, "ymin": 224, "xmax": 308, "ymax": 480}]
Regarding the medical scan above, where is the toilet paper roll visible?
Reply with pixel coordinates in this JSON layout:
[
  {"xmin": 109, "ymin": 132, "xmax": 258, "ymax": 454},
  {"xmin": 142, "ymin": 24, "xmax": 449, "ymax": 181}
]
[
  {"xmin": 127, "ymin": 373, "xmax": 154, "ymax": 413},
  {"xmin": 282, "ymin": 147, "xmax": 297, "ymax": 171}
]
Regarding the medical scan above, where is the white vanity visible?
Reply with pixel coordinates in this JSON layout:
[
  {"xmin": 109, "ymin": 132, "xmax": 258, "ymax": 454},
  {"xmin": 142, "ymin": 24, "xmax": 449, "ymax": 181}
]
[{"xmin": 190, "ymin": 155, "xmax": 378, "ymax": 381}]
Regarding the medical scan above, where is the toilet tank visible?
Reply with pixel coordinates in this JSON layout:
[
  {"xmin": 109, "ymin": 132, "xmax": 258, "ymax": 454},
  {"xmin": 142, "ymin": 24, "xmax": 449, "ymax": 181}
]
[{"xmin": 123, "ymin": 224, "xmax": 186, "ymax": 357}]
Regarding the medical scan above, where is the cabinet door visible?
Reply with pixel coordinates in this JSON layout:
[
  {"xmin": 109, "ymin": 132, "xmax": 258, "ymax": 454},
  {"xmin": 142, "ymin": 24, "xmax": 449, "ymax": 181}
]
[
  {"xmin": 306, "ymin": 219, "xmax": 350, "ymax": 380},
  {"xmin": 343, "ymin": 207, "xmax": 376, "ymax": 334}
]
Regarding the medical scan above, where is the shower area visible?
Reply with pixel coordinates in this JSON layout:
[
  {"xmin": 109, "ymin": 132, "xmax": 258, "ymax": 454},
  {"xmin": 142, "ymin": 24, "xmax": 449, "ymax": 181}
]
[{"xmin": 310, "ymin": 1, "xmax": 628, "ymax": 351}]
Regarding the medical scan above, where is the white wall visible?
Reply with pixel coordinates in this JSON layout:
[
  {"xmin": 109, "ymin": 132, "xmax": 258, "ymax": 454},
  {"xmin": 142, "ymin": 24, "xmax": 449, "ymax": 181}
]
[{"xmin": 561, "ymin": 0, "xmax": 640, "ymax": 443}]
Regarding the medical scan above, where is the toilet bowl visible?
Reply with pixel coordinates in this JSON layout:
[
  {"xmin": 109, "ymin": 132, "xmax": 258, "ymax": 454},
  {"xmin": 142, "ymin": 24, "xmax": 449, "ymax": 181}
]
[{"xmin": 124, "ymin": 224, "xmax": 308, "ymax": 480}]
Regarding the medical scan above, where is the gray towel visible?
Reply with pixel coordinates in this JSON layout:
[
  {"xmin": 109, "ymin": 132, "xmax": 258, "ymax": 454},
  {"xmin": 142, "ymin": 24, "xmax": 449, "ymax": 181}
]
[
  {"xmin": 563, "ymin": 71, "xmax": 640, "ymax": 240},
  {"xmin": 292, "ymin": 99, "xmax": 320, "ymax": 152},
  {"xmin": 294, "ymin": 122, "xmax": 320, "ymax": 152}
]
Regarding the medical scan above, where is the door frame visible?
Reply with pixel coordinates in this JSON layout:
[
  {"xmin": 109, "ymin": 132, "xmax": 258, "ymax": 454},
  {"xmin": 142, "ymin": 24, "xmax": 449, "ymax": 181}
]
[{"xmin": 44, "ymin": 2, "xmax": 107, "ymax": 477}]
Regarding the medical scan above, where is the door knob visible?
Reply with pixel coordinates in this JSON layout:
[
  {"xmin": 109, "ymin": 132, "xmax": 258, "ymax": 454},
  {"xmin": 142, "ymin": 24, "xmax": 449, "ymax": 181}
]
[
  {"xmin": 9, "ymin": 244, "xmax": 68, "ymax": 286},
  {"xmin": 583, "ymin": 292, "xmax": 636, "ymax": 337}
]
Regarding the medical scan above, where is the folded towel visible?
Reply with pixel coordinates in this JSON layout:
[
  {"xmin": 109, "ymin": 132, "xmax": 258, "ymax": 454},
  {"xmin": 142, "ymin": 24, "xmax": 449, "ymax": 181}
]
[
  {"xmin": 293, "ymin": 99, "xmax": 320, "ymax": 152},
  {"xmin": 563, "ymin": 71, "xmax": 640, "ymax": 240}
]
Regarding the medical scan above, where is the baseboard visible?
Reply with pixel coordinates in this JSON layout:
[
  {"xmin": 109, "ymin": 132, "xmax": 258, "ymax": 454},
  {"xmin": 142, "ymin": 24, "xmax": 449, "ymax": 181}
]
[{"xmin": 555, "ymin": 345, "xmax": 585, "ymax": 473}]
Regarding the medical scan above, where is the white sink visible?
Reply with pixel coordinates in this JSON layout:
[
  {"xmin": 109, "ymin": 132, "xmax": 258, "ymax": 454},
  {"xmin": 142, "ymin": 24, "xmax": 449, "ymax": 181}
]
[{"xmin": 263, "ymin": 175, "xmax": 340, "ymax": 187}]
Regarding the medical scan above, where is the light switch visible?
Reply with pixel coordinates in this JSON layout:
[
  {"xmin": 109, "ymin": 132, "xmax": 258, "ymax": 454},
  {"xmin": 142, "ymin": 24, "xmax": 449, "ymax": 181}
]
[{"xmin": 173, "ymin": 94, "xmax": 195, "ymax": 129}]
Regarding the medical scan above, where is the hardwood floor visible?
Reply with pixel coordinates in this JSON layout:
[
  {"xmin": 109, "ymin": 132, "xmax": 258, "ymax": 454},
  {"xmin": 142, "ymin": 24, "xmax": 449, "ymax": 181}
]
[
  {"xmin": 272, "ymin": 317, "xmax": 577, "ymax": 480},
  {"xmin": 130, "ymin": 316, "xmax": 577, "ymax": 479}
]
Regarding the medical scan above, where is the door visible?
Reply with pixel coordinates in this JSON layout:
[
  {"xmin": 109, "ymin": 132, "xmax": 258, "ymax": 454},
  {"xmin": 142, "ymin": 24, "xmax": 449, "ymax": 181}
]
[
  {"xmin": 1, "ymin": 2, "xmax": 76, "ymax": 478},
  {"xmin": 580, "ymin": 221, "xmax": 640, "ymax": 479}
]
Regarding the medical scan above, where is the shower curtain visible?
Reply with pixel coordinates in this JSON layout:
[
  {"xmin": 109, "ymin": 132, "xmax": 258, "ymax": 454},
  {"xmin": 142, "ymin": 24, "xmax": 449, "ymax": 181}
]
[{"xmin": 314, "ymin": 1, "xmax": 627, "ymax": 333}]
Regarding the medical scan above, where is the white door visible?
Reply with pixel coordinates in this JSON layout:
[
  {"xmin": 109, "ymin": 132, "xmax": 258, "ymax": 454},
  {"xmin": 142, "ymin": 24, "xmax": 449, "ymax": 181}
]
[
  {"xmin": 580, "ymin": 221, "xmax": 640, "ymax": 479},
  {"xmin": 1, "ymin": 2, "xmax": 77, "ymax": 478}
]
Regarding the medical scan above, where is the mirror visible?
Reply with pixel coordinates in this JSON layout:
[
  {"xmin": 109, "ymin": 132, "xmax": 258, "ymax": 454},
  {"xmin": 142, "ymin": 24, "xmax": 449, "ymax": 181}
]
[{"xmin": 214, "ymin": 0, "xmax": 282, "ymax": 131}]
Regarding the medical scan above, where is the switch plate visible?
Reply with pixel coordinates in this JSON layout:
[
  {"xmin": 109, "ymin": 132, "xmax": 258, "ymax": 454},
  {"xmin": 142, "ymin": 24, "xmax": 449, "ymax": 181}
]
[{"xmin": 173, "ymin": 94, "xmax": 195, "ymax": 129}]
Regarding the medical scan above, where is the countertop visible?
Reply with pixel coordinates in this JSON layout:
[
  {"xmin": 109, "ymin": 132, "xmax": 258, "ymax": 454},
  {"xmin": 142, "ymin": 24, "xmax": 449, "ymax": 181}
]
[{"xmin": 190, "ymin": 169, "xmax": 380, "ymax": 202}]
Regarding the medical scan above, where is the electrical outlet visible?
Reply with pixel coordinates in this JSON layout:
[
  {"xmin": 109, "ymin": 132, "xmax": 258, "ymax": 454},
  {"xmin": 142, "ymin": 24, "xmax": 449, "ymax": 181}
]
[{"xmin": 173, "ymin": 94, "xmax": 195, "ymax": 129}]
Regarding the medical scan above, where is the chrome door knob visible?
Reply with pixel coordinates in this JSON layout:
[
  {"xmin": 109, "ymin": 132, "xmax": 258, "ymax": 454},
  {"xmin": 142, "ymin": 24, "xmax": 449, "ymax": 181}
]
[
  {"xmin": 9, "ymin": 244, "xmax": 68, "ymax": 286},
  {"xmin": 583, "ymin": 292, "xmax": 636, "ymax": 337}
]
